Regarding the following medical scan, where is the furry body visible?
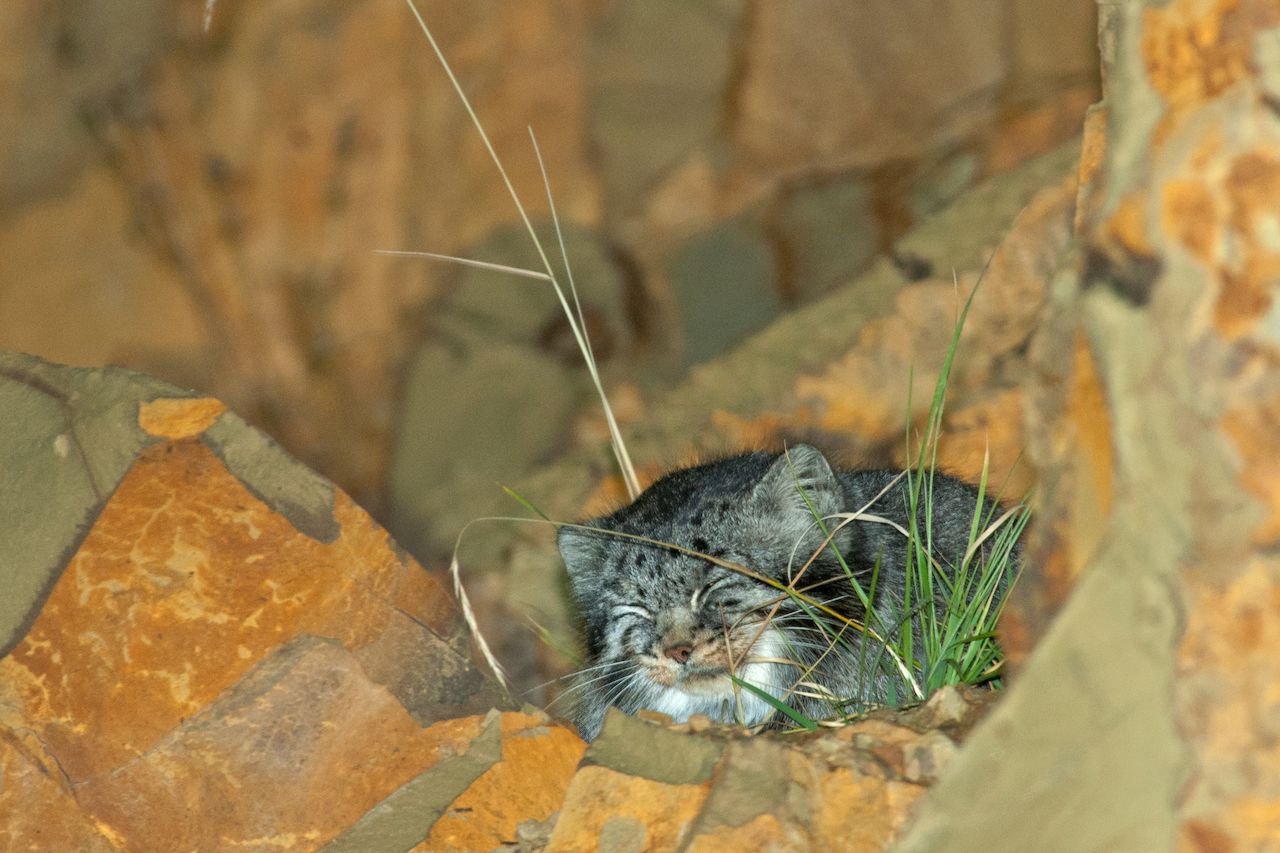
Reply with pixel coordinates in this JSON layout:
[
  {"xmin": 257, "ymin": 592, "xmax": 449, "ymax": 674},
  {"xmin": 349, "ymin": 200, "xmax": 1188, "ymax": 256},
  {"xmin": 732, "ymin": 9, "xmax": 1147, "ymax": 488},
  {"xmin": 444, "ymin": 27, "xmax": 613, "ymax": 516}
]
[{"xmin": 557, "ymin": 445, "xmax": 1009, "ymax": 740}]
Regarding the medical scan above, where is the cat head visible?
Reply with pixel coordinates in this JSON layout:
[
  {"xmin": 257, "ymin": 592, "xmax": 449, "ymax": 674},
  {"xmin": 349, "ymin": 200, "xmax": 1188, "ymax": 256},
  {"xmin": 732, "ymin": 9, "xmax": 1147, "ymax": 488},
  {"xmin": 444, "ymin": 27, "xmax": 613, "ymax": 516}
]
[{"xmin": 557, "ymin": 444, "xmax": 856, "ymax": 739}]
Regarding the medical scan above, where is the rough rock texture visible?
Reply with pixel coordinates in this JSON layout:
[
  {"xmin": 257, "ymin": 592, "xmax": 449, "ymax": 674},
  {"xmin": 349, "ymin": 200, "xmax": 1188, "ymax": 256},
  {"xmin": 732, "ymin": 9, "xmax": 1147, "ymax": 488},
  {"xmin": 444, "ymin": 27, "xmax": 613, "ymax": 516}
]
[
  {"xmin": 898, "ymin": 2, "xmax": 1280, "ymax": 850},
  {"xmin": 544, "ymin": 686, "xmax": 995, "ymax": 852},
  {"xmin": 0, "ymin": 352, "xmax": 549, "ymax": 850}
]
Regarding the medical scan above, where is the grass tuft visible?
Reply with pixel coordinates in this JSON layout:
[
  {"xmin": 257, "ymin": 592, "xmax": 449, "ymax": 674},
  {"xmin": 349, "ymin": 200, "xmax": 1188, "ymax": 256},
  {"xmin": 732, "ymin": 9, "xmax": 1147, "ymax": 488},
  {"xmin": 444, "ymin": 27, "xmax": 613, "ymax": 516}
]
[{"xmin": 774, "ymin": 272, "xmax": 1028, "ymax": 729}]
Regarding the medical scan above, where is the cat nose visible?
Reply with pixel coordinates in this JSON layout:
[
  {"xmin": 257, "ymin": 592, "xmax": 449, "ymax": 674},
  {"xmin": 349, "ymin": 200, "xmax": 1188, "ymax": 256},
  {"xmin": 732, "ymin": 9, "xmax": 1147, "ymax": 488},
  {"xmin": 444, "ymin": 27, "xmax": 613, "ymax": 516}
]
[{"xmin": 663, "ymin": 642, "xmax": 693, "ymax": 664}]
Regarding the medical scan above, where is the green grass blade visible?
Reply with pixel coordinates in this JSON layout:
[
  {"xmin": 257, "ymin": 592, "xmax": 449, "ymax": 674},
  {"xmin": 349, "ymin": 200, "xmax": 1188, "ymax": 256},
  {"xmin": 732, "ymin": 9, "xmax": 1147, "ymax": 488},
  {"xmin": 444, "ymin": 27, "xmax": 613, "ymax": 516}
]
[
  {"xmin": 730, "ymin": 676, "xmax": 818, "ymax": 731},
  {"xmin": 501, "ymin": 485, "xmax": 551, "ymax": 521}
]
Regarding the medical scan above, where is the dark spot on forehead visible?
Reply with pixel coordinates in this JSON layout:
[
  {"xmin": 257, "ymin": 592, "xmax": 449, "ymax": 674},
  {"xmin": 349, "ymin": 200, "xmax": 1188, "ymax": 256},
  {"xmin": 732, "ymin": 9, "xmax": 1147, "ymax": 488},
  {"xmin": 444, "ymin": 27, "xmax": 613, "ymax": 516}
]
[{"xmin": 691, "ymin": 537, "xmax": 709, "ymax": 554}]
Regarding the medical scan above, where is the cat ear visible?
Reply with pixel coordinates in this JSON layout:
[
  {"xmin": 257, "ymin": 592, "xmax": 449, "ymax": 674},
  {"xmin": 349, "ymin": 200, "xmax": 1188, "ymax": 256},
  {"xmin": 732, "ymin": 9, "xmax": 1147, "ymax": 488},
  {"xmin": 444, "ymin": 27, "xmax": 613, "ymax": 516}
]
[
  {"xmin": 557, "ymin": 524, "xmax": 608, "ymax": 600},
  {"xmin": 752, "ymin": 446, "xmax": 851, "ymax": 574},
  {"xmin": 753, "ymin": 444, "xmax": 845, "ymax": 521}
]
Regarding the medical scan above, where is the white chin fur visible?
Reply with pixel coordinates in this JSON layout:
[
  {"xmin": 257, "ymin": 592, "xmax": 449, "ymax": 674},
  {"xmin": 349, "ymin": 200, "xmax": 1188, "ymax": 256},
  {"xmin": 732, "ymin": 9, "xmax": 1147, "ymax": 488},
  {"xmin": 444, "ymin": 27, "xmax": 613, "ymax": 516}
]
[{"xmin": 643, "ymin": 629, "xmax": 788, "ymax": 727}]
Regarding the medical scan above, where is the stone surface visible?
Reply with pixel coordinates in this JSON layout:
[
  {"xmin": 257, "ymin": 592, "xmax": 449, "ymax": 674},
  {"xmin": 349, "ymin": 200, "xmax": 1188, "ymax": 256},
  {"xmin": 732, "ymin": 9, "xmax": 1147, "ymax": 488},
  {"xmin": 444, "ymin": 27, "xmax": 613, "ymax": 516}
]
[
  {"xmin": 413, "ymin": 713, "xmax": 587, "ymax": 852},
  {"xmin": 899, "ymin": 1, "xmax": 1280, "ymax": 850},
  {"xmin": 732, "ymin": 0, "xmax": 1004, "ymax": 176},
  {"xmin": 0, "ymin": 356, "xmax": 196, "ymax": 656},
  {"xmin": 0, "ymin": 353, "xmax": 536, "ymax": 851},
  {"xmin": 0, "ymin": 1, "xmax": 167, "ymax": 207},
  {"xmin": 388, "ymin": 338, "xmax": 578, "ymax": 562},
  {"xmin": 772, "ymin": 173, "xmax": 880, "ymax": 303},
  {"xmin": 0, "ymin": 732, "xmax": 117, "ymax": 852},
  {"xmin": 72, "ymin": 639, "xmax": 486, "ymax": 850},
  {"xmin": 666, "ymin": 215, "xmax": 782, "ymax": 365},
  {"xmin": 588, "ymin": 0, "xmax": 743, "ymax": 213},
  {"xmin": 544, "ymin": 686, "xmax": 992, "ymax": 851},
  {"xmin": 3, "ymin": 5, "xmax": 1196, "ymax": 848}
]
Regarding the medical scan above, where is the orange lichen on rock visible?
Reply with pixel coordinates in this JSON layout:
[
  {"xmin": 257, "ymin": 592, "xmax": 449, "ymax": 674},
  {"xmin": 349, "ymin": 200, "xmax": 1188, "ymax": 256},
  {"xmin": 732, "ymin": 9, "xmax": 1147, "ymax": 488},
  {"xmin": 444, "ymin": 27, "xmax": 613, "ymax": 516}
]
[
  {"xmin": 1141, "ymin": 0, "xmax": 1280, "ymax": 120},
  {"xmin": 137, "ymin": 396, "xmax": 227, "ymax": 438},
  {"xmin": 544, "ymin": 765, "xmax": 711, "ymax": 852},
  {"xmin": 536, "ymin": 689, "xmax": 993, "ymax": 851},
  {"xmin": 1176, "ymin": 557, "xmax": 1280, "ymax": 848},
  {"xmin": 685, "ymin": 812, "xmax": 806, "ymax": 852},
  {"xmin": 709, "ymin": 408, "xmax": 810, "ymax": 454},
  {"xmin": 1063, "ymin": 333, "xmax": 1114, "ymax": 573},
  {"xmin": 891, "ymin": 388, "xmax": 1033, "ymax": 499},
  {"xmin": 1074, "ymin": 105, "xmax": 1109, "ymax": 233},
  {"xmin": 811, "ymin": 768, "xmax": 926, "ymax": 851},
  {"xmin": 1163, "ymin": 178, "xmax": 1222, "ymax": 264},
  {"xmin": 416, "ymin": 712, "xmax": 588, "ymax": 852},
  {"xmin": 1102, "ymin": 192, "xmax": 1156, "ymax": 260},
  {"xmin": 1007, "ymin": 320, "xmax": 1117, "ymax": 661},
  {"xmin": 1222, "ymin": 394, "xmax": 1280, "ymax": 546},
  {"xmin": 983, "ymin": 85, "xmax": 1097, "ymax": 176},
  {"xmin": 1, "ymin": 438, "xmax": 426, "ymax": 783},
  {"xmin": 1216, "ymin": 149, "xmax": 1280, "ymax": 337},
  {"xmin": 1157, "ymin": 129, "xmax": 1280, "ymax": 339}
]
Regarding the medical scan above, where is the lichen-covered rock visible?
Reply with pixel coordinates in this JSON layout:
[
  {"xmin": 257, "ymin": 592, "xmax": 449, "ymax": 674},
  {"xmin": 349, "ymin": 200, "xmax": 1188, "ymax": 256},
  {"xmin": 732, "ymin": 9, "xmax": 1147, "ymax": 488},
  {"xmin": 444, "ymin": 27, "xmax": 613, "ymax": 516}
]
[
  {"xmin": 0, "ymin": 353, "xmax": 585, "ymax": 851},
  {"xmin": 543, "ymin": 685, "xmax": 994, "ymax": 852},
  {"xmin": 899, "ymin": 2, "xmax": 1280, "ymax": 850}
]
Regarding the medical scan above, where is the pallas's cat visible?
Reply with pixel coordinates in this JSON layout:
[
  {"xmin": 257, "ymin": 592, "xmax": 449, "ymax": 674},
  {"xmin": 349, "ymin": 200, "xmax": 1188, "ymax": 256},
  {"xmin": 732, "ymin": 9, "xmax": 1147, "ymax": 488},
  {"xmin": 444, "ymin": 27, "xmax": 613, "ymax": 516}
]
[{"xmin": 557, "ymin": 444, "xmax": 1010, "ymax": 740}]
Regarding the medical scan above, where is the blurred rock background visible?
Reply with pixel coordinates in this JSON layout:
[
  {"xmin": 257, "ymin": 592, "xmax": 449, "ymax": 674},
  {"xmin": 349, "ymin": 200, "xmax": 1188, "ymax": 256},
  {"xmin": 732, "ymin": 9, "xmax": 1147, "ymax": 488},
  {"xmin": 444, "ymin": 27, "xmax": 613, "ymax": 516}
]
[{"xmin": 0, "ymin": 0, "xmax": 1096, "ymax": 551}]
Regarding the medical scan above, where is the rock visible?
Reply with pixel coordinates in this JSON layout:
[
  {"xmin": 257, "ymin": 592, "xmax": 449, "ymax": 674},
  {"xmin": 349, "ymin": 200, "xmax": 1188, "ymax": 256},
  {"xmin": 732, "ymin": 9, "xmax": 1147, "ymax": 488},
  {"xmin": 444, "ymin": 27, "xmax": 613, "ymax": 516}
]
[
  {"xmin": 0, "ymin": 352, "xmax": 589, "ymax": 850},
  {"xmin": 408, "ymin": 712, "xmax": 587, "ymax": 853},
  {"xmin": 541, "ymin": 701, "xmax": 986, "ymax": 850},
  {"xmin": 388, "ymin": 339, "xmax": 578, "ymax": 563},
  {"xmin": 0, "ymin": 0, "xmax": 1098, "ymax": 531},
  {"xmin": 73, "ymin": 639, "xmax": 485, "ymax": 850},
  {"xmin": 983, "ymin": 85, "xmax": 1098, "ymax": 176},
  {"xmin": 901, "ymin": 731, "xmax": 960, "ymax": 785},
  {"xmin": 898, "ymin": 2, "xmax": 1280, "ymax": 850},
  {"xmin": 773, "ymin": 174, "xmax": 880, "ymax": 303},
  {"xmin": 0, "ymin": 167, "xmax": 206, "ymax": 382},
  {"xmin": 666, "ymin": 215, "xmax": 781, "ymax": 365},
  {"xmin": 0, "ymin": 731, "xmax": 117, "ymax": 852},
  {"xmin": 902, "ymin": 684, "xmax": 995, "ymax": 733},
  {"xmin": 588, "ymin": 0, "xmax": 743, "ymax": 213},
  {"xmin": 732, "ymin": 0, "xmax": 1004, "ymax": 176},
  {"xmin": 909, "ymin": 151, "xmax": 981, "ymax": 225},
  {"xmin": 0, "ymin": 0, "xmax": 166, "ymax": 207}
]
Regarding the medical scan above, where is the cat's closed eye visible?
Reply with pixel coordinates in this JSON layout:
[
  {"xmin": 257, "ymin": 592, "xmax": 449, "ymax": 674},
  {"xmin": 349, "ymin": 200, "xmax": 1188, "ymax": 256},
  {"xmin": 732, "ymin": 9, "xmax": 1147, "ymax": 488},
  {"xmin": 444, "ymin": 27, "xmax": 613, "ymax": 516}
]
[{"xmin": 609, "ymin": 604, "xmax": 653, "ymax": 622}]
